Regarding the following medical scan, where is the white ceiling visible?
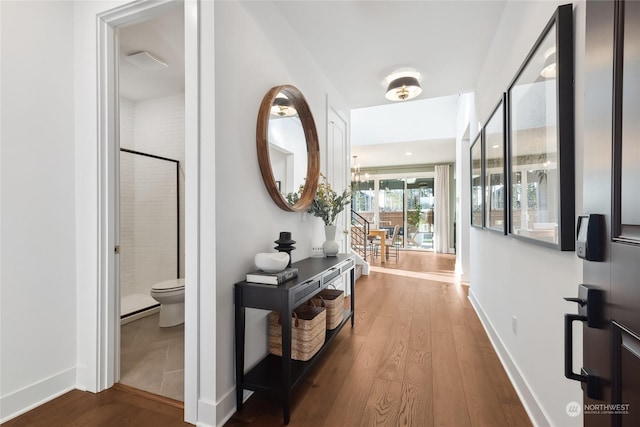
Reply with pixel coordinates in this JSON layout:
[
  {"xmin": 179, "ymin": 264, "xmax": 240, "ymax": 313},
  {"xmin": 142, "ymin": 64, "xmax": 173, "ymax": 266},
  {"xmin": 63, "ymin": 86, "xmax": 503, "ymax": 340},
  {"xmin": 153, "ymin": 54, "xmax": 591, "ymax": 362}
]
[
  {"xmin": 274, "ymin": 1, "xmax": 507, "ymax": 109},
  {"xmin": 117, "ymin": 1, "xmax": 508, "ymax": 167},
  {"xmin": 118, "ymin": 6, "xmax": 185, "ymax": 102},
  {"xmin": 352, "ymin": 138, "xmax": 456, "ymax": 169}
]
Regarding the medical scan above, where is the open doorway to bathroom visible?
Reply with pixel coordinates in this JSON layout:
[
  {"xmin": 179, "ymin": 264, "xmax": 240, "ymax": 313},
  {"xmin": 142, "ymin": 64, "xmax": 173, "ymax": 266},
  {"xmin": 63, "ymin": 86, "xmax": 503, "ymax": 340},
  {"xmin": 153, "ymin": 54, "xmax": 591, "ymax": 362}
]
[{"xmin": 117, "ymin": 4, "xmax": 186, "ymax": 402}]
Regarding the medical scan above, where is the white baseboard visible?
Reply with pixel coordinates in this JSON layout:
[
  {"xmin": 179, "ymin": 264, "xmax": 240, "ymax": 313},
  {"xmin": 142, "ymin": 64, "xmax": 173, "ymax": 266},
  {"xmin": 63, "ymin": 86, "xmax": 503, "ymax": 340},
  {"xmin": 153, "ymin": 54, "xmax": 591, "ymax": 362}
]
[
  {"xmin": 0, "ymin": 367, "xmax": 76, "ymax": 423},
  {"xmin": 467, "ymin": 290, "xmax": 551, "ymax": 427},
  {"xmin": 216, "ymin": 387, "xmax": 252, "ymax": 427}
]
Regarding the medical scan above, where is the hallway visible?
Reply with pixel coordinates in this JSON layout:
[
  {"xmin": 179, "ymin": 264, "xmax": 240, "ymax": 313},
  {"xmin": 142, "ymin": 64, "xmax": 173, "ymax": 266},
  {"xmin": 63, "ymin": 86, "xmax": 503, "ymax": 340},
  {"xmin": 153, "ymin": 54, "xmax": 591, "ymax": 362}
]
[
  {"xmin": 4, "ymin": 252, "xmax": 530, "ymax": 426},
  {"xmin": 226, "ymin": 251, "xmax": 531, "ymax": 426}
]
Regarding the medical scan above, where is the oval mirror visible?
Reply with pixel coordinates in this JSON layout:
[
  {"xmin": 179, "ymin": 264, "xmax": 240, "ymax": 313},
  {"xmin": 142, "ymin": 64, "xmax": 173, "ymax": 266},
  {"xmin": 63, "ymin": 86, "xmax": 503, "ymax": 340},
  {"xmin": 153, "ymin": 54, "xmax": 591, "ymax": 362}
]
[{"xmin": 257, "ymin": 85, "xmax": 320, "ymax": 212}]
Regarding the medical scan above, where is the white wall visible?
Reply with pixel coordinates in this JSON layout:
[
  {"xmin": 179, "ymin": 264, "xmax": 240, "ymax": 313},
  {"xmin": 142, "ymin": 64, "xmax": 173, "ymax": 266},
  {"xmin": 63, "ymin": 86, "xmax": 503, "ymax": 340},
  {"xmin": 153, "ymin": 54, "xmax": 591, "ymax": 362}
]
[
  {"xmin": 455, "ymin": 93, "xmax": 475, "ymax": 282},
  {"xmin": 351, "ymin": 95, "xmax": 458, "ymax": 146},
  {"xmin": 213, "ymin": 1, "xmax": 349, "ymax": 424},
  {"xmin": 471, "ymin": 2, "xmax": 585, "ymax": 426},
  {"xmin": 0, "ymin": 1, "xmax": 77, "ymax": 421},
  {"xmin": 119, "ymin": 95, "xmax": 185, "ymax": 304}
]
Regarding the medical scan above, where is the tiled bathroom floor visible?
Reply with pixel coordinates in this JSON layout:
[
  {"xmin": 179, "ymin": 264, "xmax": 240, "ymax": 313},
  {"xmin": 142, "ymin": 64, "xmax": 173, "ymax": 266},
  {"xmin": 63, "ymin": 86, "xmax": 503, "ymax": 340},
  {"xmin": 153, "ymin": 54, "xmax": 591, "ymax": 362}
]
[{"xmin": 120, "ymin": 313, "xmax": 184, "ymax": 401}]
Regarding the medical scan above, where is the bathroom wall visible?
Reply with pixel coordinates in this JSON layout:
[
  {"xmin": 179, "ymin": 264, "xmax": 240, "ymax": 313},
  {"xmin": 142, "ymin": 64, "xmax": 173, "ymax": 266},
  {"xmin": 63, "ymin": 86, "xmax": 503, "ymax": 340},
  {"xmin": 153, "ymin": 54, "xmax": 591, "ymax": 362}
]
[{"xmin": 119, "ymin": 95, "xmax": 185, "ymax": 311}]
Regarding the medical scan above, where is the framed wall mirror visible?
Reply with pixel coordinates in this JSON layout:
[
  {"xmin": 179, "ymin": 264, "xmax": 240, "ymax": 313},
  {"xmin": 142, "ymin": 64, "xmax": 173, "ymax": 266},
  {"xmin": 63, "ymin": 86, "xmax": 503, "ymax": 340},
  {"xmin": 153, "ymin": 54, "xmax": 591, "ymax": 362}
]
[
  {"xmin": 484, "ymin": 95, "xmax": 507, "ymax": 234},
  {"xmin": 470, "ymin": 132, "xmax": 484, "ymax": 228},
  {"xmin": 507, "ymin": 4, "xmax": 574, "ymax": 250},
  {"xmin": 257, "ymin": 85, "xmax": 320, "ymax": 212}
]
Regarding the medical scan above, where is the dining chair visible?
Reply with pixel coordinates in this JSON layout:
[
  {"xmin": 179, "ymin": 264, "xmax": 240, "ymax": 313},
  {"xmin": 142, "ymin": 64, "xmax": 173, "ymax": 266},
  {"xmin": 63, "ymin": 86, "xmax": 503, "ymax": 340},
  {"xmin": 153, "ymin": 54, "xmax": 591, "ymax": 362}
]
[{"xmin": 374, "ymin": 224, "xmax": 400, "ymax": 261}]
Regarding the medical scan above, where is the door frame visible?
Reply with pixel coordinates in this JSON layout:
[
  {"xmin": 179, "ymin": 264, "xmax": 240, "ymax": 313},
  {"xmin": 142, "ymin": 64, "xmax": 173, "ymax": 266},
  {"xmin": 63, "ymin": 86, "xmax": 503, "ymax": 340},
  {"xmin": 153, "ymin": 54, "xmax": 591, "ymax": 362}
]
[{"xmin": 96, "ymin": 0, "xmax": 200, "ymax": 422}]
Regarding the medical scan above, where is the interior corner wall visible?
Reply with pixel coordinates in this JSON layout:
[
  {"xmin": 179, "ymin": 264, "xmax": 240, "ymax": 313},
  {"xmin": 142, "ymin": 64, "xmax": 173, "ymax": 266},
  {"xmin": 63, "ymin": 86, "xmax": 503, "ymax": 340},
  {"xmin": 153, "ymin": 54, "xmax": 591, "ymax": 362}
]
[
  {"xmin": 0, "ymin": 1, "xmax": 77, "ymax": 422},
  {"xmin": 213, "ymin": 2, "xmax": 349, "ymax": 424},
  {"xmin": 471, "ymin": 2, "xmax": 585, "ymax": 426},
  {"xmin": 455, "ymin": 93, "xmax": 475, "ymax": 282}
]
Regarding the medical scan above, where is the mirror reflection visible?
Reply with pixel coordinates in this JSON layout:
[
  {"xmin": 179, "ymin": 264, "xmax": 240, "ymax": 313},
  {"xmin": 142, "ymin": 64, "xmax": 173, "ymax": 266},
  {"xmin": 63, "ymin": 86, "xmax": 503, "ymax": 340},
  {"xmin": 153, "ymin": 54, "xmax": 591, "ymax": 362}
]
[
  {"xmin": 509, "ymin": 24, "xmax": 559, "ymax": 243},
  {"xmin": 256, "ymin": 84, "xmax": 319, "ymax": 212},
  {"xmin": 484, "ymin": 101, "xmax": 505, "ymax": 232},
  {"xmin": 268, "ymin": 93, "xmax": 308, "ymax": 199},
  {"xmin": 470, "ymin": 134, "xmax": 483, "ymax": 227}
]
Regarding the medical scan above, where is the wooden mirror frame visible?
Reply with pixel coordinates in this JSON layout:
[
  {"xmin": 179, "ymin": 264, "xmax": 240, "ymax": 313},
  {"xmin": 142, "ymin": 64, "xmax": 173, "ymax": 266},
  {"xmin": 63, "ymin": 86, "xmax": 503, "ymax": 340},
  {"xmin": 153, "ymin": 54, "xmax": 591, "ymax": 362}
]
[{"xmin": 257, "ymin": 84, "xmax": 320, "ymax": 212}]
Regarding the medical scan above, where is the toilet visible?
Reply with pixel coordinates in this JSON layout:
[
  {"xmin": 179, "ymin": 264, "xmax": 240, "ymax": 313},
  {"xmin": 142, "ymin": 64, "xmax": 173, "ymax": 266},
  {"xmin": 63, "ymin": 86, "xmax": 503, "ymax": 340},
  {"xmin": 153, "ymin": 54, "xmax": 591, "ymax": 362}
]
[{"xmin": 150, "ymin": 278, "xmax": 185, "ymax": 327}]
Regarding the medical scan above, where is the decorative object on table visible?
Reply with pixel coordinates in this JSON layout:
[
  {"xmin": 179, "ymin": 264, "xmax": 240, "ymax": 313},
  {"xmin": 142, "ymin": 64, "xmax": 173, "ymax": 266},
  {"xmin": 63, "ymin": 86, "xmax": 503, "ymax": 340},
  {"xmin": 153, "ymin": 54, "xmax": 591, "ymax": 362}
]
[
  {"xmin": 322, "ymin": 225, "xmax": 340, "ymax": 257},
  {"xmin": 310, "ymin": 288, "xmax": 344, "ymax": 330},
  {"xmin": 246, "ymin": 267, "xmax": 298, "ymax": 285},
  {"xmin": 298, "ymin": 173, "xmax": 351, "ymax": 256},
  {"xmin": 274, "ymin": 231, "xmax": 296, "ymax": 267},
  {"xmin": 268, "ymin": 305, "xmax": 326, "ymax": 361},
  {"xmin": 254, "ymin": 252, "xmax": 289, "ymax": 273}
]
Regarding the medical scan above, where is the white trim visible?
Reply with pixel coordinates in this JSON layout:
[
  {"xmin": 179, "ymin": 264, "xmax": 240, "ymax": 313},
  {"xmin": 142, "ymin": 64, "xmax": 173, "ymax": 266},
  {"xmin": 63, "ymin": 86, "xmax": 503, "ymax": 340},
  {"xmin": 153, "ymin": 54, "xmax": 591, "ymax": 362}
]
[
  {"xmin": 96, "ymin": 1, "xmax": 201, "ymax": 424},
  {"xmin": 0, "ymin": 368, "xmax": 76, "ymax": 424},
  {"xmin": 468, "ymin": 289, "xmax": 551, "ymax": 427},
  {"xmin": 184, "ymin": 0, "xmax": 203, "ymax": 423},
  {"xmin": 215, "ymin": 389, "xmax": 253, "ymax": 427}
]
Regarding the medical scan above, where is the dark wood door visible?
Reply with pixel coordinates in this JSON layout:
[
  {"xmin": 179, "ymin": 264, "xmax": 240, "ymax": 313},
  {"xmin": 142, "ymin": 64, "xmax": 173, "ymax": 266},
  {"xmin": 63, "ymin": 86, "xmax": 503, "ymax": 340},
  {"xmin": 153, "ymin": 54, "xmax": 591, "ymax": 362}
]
[{"xmin": 583, "ymin": 1, "xmax": 640, "ymax": 426}]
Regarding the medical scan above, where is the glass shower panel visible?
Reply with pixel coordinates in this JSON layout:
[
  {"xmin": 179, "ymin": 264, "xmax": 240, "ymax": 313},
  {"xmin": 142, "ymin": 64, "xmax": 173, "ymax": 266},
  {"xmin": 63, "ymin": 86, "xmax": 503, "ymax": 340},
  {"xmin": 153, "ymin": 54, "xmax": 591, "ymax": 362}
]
[{"xmin": 120, "ymin": 151, "xmax": 178, "ymax": 317}]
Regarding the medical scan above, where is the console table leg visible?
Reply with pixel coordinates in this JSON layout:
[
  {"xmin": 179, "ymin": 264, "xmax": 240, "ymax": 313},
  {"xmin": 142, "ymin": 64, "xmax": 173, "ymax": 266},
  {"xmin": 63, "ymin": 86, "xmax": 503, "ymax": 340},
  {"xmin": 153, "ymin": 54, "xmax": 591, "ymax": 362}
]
[
  {"xmin": 281, "ymin": 306, "xmax": 292, "ymax": 424},
  {"xmin": 350, "ymin": 268, "xmax": 355, "ymax": 327},
  {"xmin": 235, "ymin": 290, "xmax": 245, "ymax": 411}
]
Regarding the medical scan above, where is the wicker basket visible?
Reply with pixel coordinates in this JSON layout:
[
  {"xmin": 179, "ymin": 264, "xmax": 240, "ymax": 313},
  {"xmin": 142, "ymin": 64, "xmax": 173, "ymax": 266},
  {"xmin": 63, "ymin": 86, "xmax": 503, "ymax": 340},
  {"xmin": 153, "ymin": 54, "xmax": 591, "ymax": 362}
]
[
  {"xmin": 268, "ymin": 305, "xmax": 326, "ymax": 361},
  {"xmin": 310, "ymin": 288, "xmax": 344, "ymax": 330}
]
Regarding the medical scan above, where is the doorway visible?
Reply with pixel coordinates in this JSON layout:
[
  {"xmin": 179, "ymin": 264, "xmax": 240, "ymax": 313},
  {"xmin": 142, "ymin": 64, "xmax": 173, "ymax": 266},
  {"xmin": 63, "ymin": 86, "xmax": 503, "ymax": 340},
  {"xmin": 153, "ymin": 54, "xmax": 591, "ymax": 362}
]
[
  {"xmin": 97, "ymin": 0, "xmax": 204, "ymax": 422},
  {"xmin": 116, "ymin": 3, "xmax": 186, "ymax": 402}
]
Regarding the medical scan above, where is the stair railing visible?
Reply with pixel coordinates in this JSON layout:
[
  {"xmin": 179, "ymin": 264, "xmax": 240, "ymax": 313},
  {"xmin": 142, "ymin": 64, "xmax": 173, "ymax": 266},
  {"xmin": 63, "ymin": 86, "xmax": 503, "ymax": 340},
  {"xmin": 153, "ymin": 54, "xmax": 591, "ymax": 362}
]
[{"xmin": 351, "ymin": 209, "xmax": 371, "ymax": 261}]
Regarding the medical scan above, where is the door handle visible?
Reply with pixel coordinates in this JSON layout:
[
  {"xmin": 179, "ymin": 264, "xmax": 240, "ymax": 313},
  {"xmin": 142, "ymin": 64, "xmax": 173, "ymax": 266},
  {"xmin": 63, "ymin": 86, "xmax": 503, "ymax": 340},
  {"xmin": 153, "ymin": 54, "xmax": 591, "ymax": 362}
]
[
  {"xmin": 564, "ymin": 313, "xmax": 600, "ymax": 399},
  {"xmin": 563, "ymin": 284, "xmax": 604, "ymax": 400},
  {"xmin": 563, "ymin": 297, "xmax": 586, "ymax": 306}
]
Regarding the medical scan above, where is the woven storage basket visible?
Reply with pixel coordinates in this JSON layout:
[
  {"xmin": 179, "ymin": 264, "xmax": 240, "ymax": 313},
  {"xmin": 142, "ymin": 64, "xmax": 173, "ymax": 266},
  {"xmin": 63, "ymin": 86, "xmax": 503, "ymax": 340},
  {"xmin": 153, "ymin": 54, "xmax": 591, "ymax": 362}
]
[
  {"xmin": 310, "ymin": 288, "xmax": 344, "ymax": 330},
  {"xmin": 268, "ymin": 305, "xmax": 326, "ymax": 361}
]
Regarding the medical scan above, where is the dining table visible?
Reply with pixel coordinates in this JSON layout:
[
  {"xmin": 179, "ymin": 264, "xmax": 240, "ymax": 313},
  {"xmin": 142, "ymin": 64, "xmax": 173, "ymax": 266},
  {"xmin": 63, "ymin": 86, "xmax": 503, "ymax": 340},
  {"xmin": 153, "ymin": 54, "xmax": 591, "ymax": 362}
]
[{"xmin": 368, "ymin": 229, "xmax": 388, "ymax": 263}]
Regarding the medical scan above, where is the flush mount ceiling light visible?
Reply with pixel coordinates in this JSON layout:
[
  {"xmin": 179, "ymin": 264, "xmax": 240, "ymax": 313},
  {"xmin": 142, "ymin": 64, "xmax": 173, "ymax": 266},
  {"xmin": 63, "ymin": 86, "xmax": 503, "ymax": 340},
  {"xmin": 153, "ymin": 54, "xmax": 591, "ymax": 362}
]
[
  {"xmin": 384, "ymin": 71, "xmax": 422, "ymax": 102},
  {"xmin": 125, "ymin": 51, "xmax": 168, "ymax": 70},
  {"xmin": 540, "ymin": 47, "xmax": 557, "ymax": 78},
  {"xmin": 270, "ymin": 97, "xmax": 297, "ymax": 117}
]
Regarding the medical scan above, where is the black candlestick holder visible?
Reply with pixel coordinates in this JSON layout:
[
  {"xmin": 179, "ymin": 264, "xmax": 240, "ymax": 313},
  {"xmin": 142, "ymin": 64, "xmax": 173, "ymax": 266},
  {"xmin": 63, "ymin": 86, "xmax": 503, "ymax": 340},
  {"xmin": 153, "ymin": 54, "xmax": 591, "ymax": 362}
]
[{"xmin": 274, "ymin": 231, "xmax": 296, "ymax": 267}]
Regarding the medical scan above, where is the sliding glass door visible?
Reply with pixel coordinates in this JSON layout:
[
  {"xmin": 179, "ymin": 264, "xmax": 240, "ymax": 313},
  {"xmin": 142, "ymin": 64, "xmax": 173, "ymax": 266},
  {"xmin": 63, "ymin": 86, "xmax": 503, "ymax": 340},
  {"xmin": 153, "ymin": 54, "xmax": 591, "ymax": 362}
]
[
  {"xmin": 378, "ymin": 179, "xmax": 405, "ymax": 246},
  {"xmin": 406, "ymin": 178, "xmax": 434, "ymax": 249},
  {"xmin": 351, "ymin": 174, "xmax": 435, "ymax": 250}
]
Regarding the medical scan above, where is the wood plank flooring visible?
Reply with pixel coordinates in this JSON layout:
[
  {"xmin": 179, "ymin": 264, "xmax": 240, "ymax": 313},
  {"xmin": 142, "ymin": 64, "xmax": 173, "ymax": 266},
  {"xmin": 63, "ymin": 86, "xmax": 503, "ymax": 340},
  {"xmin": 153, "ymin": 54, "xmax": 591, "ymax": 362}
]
[
  {"xmin": 3, "ymin": 386, "xmax": 188, "ymax": 427},
  {"xmin": 4, "ymin": 251, "xmax": 531, "ymax": 427},
  {"xmin": 226, "ymin": 251, "xmax": 531, "ymax": 427}
]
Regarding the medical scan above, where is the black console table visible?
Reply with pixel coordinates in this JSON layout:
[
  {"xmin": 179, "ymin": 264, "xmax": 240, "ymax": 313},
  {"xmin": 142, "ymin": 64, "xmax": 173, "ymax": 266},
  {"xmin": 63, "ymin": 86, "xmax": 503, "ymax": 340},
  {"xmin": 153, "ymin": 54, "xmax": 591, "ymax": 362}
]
[{"xmin": 234, "ymin": 254, "xmax": 355, "ymax": 424}]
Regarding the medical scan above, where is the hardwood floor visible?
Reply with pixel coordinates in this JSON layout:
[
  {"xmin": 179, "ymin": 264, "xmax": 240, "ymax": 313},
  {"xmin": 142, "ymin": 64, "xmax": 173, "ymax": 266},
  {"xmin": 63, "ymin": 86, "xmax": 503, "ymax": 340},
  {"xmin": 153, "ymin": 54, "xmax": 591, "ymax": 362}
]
[
  {"xmin": 5, "ymin": 252, "xmax": 530, "ymax": 427},
  {"xmin": 226, "ymin": 251, "xmax": 531, "ymax": 427},
  {"xmin": 3, "ymin": 386, "xmax": 188, "ymax": 427}
]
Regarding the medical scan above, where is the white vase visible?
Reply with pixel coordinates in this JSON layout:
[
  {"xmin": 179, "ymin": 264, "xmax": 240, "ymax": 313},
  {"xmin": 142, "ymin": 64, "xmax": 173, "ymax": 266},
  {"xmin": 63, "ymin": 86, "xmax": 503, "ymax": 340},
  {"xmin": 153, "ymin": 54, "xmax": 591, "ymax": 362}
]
[{"xmin": 322, "ymin": 225, "xmax": 340, "ymax": 257}]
